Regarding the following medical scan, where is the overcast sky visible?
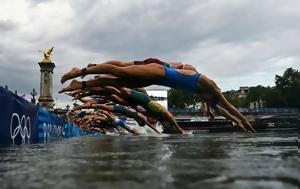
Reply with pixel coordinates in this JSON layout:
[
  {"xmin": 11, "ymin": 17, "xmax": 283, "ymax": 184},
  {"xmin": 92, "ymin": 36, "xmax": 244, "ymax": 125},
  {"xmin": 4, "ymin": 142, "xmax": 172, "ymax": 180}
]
[{"xmin": 0, "ymin": 0, "xmax": 299, "ymax": 108}]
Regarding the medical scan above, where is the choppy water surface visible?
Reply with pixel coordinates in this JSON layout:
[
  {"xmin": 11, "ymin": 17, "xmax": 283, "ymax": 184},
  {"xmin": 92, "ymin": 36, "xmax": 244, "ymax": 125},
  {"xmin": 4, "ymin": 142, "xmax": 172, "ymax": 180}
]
[{"xmin": 0, "ymin": 131, "xmax": 298, "ymax": 189}]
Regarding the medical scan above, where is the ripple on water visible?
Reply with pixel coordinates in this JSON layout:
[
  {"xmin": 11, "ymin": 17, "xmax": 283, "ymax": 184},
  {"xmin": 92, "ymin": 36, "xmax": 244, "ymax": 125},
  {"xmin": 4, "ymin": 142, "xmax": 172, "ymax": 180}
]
[{"xmin": 0, "ymin": 131, "xmax": 298, "ymax": 189}]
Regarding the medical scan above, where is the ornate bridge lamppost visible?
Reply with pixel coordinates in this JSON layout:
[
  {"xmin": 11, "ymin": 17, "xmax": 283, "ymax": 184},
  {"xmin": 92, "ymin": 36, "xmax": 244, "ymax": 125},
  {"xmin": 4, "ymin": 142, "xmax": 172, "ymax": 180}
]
[{"xmin": 38, "ymin": 47, "xmax": 55, "ymax": 111}]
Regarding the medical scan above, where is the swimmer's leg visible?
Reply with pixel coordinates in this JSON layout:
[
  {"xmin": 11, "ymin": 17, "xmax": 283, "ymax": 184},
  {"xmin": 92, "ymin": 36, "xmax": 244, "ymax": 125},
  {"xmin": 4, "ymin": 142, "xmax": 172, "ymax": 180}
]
[{"xmin": 59, "ymin": 76, "xmax": 143, "ymax": 93}]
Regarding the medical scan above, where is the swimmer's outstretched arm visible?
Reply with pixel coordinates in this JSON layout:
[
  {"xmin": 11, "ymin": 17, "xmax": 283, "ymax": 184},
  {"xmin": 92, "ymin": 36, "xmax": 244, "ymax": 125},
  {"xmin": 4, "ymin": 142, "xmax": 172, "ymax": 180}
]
[
  {"xmin": 104, "ymin": 114, "xmax": 139, "ymax": 135},
  {"xmin": 161, "ymin": 111, "xmax": 185, "ymax": 134},
  {"xmin": 212, "ymin": 88, "xmax": 256, "ymax": 133},
  {"xmin": 106, "ymin": 113, "xmax": 141, "ymax": 135},
  {"xmin": 213, "ymin": 105, "xmax": 247, "ymax": 132},
  {"xmin": 144, "ymin": 122, "xmax": 161, "ymax": 134}
]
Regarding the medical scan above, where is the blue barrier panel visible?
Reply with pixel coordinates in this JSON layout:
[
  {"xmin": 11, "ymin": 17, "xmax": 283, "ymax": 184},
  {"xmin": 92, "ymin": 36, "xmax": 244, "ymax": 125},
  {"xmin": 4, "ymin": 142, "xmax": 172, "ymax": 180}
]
[
  {"xmin": 37, "ymin": 108, "xmax": 84, "ymax": 143},
  {"xmin": 0, "ymin": 87, "xmax": 38, "ymax": 144},
  {"xmin": 0, "ymin": 86, "xmax": 85, "ymax": 145},
  {"xmin": 37, "ymin": 107, "xmax": 66, "ymax": 143}
]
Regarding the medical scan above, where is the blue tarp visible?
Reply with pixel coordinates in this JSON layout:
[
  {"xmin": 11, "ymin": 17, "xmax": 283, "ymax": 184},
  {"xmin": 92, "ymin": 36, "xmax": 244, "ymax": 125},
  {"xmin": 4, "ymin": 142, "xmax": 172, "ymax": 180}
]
[{"xmin": 0, "ymin": 86, "xmax": 83, "ymax": 144}]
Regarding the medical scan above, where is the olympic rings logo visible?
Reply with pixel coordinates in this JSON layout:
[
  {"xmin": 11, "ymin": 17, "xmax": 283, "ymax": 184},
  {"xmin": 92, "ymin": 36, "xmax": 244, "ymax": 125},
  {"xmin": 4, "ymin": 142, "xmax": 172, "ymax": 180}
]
[{"xmin": 10, "ymin": 113, "xmax": 31, "ymax": 144}]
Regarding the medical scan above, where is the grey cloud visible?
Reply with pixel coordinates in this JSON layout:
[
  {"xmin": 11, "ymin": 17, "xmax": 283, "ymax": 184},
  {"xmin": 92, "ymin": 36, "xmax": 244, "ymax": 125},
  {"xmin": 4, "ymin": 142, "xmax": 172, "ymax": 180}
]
[
  {"xmin": 68, "ymin": 1, "xmax": 208, "ymax": 58},
  {"xmin": 66, "ymin": 0, "xmax": 300, "ymax": 63},
  {"xmin": 0, "ymin": 20, "xmax": 16, "ymax": 33}
]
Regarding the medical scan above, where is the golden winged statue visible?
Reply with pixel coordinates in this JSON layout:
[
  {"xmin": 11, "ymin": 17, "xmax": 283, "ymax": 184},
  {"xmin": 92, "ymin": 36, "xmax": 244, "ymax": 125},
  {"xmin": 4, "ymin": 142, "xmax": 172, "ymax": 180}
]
[{"xmin": 39, "ymin": 47, "xmax": 54, "ymax": 63}]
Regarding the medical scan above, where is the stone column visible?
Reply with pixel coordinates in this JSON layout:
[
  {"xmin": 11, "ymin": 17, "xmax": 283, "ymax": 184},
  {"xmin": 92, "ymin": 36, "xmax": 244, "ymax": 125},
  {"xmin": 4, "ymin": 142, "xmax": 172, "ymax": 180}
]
[{"xmin": 38, "ymin": 62, "xmax": 55, "ymax": 110}]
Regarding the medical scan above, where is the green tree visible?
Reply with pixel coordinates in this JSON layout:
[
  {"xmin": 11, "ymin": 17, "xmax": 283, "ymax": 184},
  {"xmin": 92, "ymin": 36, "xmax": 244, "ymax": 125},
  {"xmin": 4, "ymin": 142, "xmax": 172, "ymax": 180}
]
[
  {"xmin": 246, "ymin": 85, "xmax": 266, "ymax": 102},
  {"xmin": 223, "ymin": 91, "xmax": 242, "ymax": 107},
  {"xmin": 275, "ymin": 68, "xmax": 300, "ymax": 108},
  {"xmin": 264, "ymin": 88, "xmax": 286, "ymax": 108},
  {"xmin": 168, "ymin": 89, "xmax": 200, "ymax": 108},
  {"xmin": 243, "ymin": 85, "xmax": 266, "ymax": 108},
  {"xmin": 245, "ymin": 86, "xmax": 287, "ymax": 108},
  {"xmin": 168, "ymin": 89, "xmax": 186, "ymax": 108}
]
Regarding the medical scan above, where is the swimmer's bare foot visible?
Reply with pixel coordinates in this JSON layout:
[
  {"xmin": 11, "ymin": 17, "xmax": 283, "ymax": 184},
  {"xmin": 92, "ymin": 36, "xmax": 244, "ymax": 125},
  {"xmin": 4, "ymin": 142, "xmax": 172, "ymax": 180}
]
[
  {"xmin": 59, "ymin": 79, "xmax": 82, "ymax": 93},
  {"xmin": 87, "ymin": 63, "xmax": 96, "ymax": 68},
  {"xmin": 66, "ymin": 90, "xmax": 81, "ymax": 97},
  {"xmin": 61, "ymin": 68, "xmax": 81, "ymax": 84}
]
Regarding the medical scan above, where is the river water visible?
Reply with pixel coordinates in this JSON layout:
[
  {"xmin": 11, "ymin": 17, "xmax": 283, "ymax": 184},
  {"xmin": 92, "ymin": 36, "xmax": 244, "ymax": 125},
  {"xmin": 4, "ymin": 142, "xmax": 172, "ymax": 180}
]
[{"xmin": 0, "ymin": 131, "xmax": 298, "ymax": 189}]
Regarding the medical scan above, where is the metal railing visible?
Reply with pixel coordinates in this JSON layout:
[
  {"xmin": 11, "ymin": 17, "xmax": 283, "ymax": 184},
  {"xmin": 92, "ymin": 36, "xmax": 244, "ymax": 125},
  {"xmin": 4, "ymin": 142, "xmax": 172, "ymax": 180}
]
[
  {"xmin": 169, "ymin": 107, "xmax": 299, "ymax": 113},
  {"xmin": 168, "ymin": 108, "xmax": 203, "ymax": 113},
  {"xmin": 238, "ymin": 108, "xmax": 299, "ymax": 113}
]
